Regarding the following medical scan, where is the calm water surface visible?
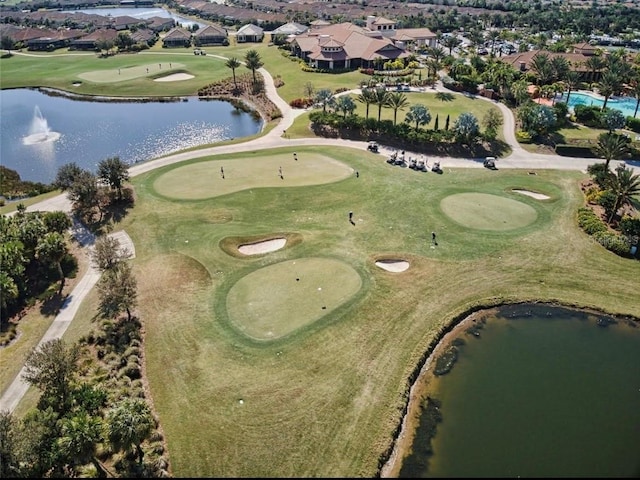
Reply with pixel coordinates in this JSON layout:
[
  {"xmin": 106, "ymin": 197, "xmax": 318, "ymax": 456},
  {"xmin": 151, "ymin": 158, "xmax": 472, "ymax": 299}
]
[
  {"xmin": 400, "ymin": 304, "xmax": 640, "ymax": 478},
  {"xmin": 0, "ymin": 88, "xmax": 262, "ymax": 184},
  {"xmin": 61, "ymin": 7, "xmax": 210, "ymax": 29}
]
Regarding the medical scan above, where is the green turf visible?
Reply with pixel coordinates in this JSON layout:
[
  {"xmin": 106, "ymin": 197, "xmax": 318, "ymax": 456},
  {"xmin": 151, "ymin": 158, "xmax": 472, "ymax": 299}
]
[
  {"xmin": 226, "ymin": 257, "xmax": 362, "ymax": 340},
  {"xmin": 152, "ymin": 153, "xmax": 353, "ymax": 199},
  {"xmin": 440, "ymin": 192, "xmax": 539, "ymax": 231},
  {"xmin": 103, "ymin": 145, "xmax": 638, "ymax": 477}
]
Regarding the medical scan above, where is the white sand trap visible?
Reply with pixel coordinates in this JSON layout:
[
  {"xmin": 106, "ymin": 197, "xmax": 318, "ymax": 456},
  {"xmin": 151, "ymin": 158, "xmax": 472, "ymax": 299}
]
[
  {"xmin": 238, "ymin": 238, "xmax": 286, "ymax": 255},
  {"xmin": 375, "ymin": 259, "xmax": 410, "ymax": 272},
  {"xmin": 512, "ymin": 189, "xmax": 550, "ymax": 200},
  {"xmin": 154, "ymin": 73, "xmax": 195, "ymax": 82}
]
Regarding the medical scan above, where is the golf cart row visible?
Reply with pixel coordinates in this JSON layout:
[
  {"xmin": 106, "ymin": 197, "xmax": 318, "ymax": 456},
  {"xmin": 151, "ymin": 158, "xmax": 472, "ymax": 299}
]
[{"xmin": 386, "ymin": 151, "xmax": 442, "ymax": 174}]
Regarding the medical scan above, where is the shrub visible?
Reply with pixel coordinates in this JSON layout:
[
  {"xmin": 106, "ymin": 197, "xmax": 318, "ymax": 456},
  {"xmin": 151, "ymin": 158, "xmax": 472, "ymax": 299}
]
[
  {"xmin": 625, "ymin": 116, "xmax": 640, "ymax": 133},
  {"xmin": 593, "ymin": 231, "xmax": 631, "ymax": 256},
  {"xmin": 515, "ymin": 130, "xmax": 532, "ymax": 143}
]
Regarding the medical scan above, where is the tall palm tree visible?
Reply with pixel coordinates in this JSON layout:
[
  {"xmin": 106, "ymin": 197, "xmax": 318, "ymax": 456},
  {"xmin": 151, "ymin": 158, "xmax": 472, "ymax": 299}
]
[
  {"xmin": 58, "ymin": 413, "xmax": 109, "ymax": 477},
  {"xmin": 584, "ymin": 55, "xmax": 605, "ymax": 82},
  {"xmin": 385, "ymin": 92, "xmax": 409, "ymax": 125},
  {"xmin": 356, "ymin": 88, "xmax": 376, "ymax": 120},
  {"xmin": 529, "ymin": 52, "xmax": 553, "ymax": 86},
  {"xmin": 607, "ymin": 166, "xmax": 640, "ymax": 224},
  {"xmin": 593, "ymin": 132, "xmax": 629, "ymax": 172},
  {"xmin": 372, "ymin": 87, "xmax": 390, "ymax": 123},
  {"xmin": 598, "ymin": 70, "xmax": 622, "ymax": 110},
  {"xmin": 631, "ymin": 79, "xmax": 640, "ymax": 118},
  {"xmin": 225, "ymin": 57, "xmax": 241, "ymax": 90},
  {"xmin": 314, "ymin": 89, "xmax": 334, "ymax": 113},
  {"xmin": 550, "ymin": 55, "xmax": 570, "ymax": 83},
  {"xmin": 244, "ymin": 49, "xmax": 263, "ymax": 84},
  {"xmin": 562, "ymin": 70, "xmax": 581, "ymax": 105}
]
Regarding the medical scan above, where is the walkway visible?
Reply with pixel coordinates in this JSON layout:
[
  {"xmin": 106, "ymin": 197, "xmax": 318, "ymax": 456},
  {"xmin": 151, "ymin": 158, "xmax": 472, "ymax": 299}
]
[{"xmin": 0, "ymin": 66, "xmax": 636, "ymax": 414}]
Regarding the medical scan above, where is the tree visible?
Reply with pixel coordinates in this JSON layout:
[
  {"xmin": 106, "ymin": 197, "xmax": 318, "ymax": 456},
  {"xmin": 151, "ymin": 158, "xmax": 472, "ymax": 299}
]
[
  {"xmin": 67, "ymin": 170, "xmax": 99, "ymax": 220},
  {"xmin": 0, "ymin": 411, "xmax": 19, "ymax": 478},
  {"xmin": 97, "ymin": 156, "xmax": 129, "ymax": 200},
  {"xmin": 225, "ymin": 57, "xmax": 241, "ymax": 90},
  {"xmin": 97, "ymin": 261, "xmax": 137, "ymax": 321},
  {"xmin": 482, "ymin": 109, "xmax": 503, "ymax": 132},
  {"xmin": 57, "ymin": 413, "xmax": 108, "ymax": 477},
  {"xmin": 23, "ymin": 339, "xmax": 80, "ymax": 413},
  {"xmin": 517, "ymin": 103, "xmax": 557, "ymax": 137},
  {"xmin": 356, "ymin": 88, "xmax": 376, "ymax": 120},
  {"xmin": 304, "ymin": 81, "xmax": 315, "ymax": 98},
  {"xmin": 334, "ymin": 95, "xmax": 356, "ymax": 119},
  {"xmin": 54, "ymin": 163, "xmax": 84, "ymax": 191},
  {"xmin": 385, "ymin": 92, "xmax": 409, "ymax": 125},
  {"xmin": 314, "ymin": 89, "xmax": 334, "ymax": 113},
  {"xmin": 404, "ymin": 104, "xmax": 431, "ymax": 130},
  {"xmin": 452, "ymin": 112, "xmax": 480, "ymax": 145},
  {"xmin": 91, "ymin": 235, "xmax": 130, "ymax": 272},
  {"xmin": 598, "ymin": 70, "xmax": 621, "ymax": 111},
  {"xmin": 529, "ymin": 52, "xmax": 553, "ymax": 85},
  {"xmin": 42, "ymin": 211, "xmax": 72, "ymax": 235},
  {"xmin": 630, "ymin": 79, "xmax": 640, "ymax": 118},
  {"xmin": 244, "ymin": 49, "xmax": 263, "ymax": 84},
  {"xmin": 562, "ymin": 70, "xmax": 581, "ymax": 106},
  {"xmin": 35, "ymin": 232, "xmax": 68, "ymax": 294},
  {"xmin": 593, "ymin": 132, "xmax": 630, "ymax": 172},
  {"xmin": 372, "ymin": 87, "xmax": 390, "ymax": 123},
  {"xmin": 1, "ymin": 35, "xmax": 14, "ymax": 54},
  {"xmin": 106, "ymin": 398, "xmax": 155, "ymax": 466},
  {"xmin": 606, "ymin": 166, "xmax": 640, "ymax": 224},
  {"xmin": 603, "ymin": 109, "xmax": 626, "ymax": 133},
  {"xmin": 440, "ymin": 35, "xmax": 461, "ymax": 55},
  {"xmin": 584, "ymin": 55, "xmax": 605, "ymax": 82}
]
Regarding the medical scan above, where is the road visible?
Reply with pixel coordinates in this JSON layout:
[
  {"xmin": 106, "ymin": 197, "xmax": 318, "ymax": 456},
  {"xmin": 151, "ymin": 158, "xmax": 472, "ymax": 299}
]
[{"xmin": 0, "ymin": 65, "xmax": 636, "ymax": 414}]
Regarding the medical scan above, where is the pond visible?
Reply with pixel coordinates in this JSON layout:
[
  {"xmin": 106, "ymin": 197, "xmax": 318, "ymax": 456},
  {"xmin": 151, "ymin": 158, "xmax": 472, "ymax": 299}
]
[
  {"xmin": 0, "ymin": 88, "xmax": 263, "ymax": 184},
  {"xmin": 396, "ymin": 303, "xmax": 640, "ymax": 478}
]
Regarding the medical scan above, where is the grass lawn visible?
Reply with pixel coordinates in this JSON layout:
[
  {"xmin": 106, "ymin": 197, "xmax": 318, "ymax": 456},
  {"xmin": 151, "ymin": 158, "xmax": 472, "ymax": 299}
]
[{"xmin": 53, "ymin": 144, "xmax": 635, "ymax": 477}]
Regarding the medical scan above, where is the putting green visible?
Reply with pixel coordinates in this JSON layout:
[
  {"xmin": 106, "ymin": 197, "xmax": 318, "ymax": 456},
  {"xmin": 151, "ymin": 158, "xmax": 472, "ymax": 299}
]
[
  {"xmin": 154, "ymin": 153, "xmax": 353, "ymax": 199},
  {"xmin": 440, "ymin": 192, "xmax": 538, "ymax": 231},
  {"xmin": 78, "ymin": 63, "xmax": 186, "ymax": 82},
  {"xmin": 226, "ymin": 257, "xmax": 362, "ymax": 340}
]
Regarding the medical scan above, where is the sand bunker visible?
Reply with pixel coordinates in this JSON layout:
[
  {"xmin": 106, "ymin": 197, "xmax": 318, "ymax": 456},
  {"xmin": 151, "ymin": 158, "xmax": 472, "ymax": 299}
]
[
  {"xmin": 238, "ymin": 238, "xmax": 286, "ymax": 255},
  {"xmin": 154, "ymin": 73, "xmax": 195, "ymax": 82},
  {"xmin": 512, "ymin": 189, "xmax": 550, "ymax": 200},
  {"xmin": 375, "ymin": 259, "xmax": 410, "ymax": 272}
]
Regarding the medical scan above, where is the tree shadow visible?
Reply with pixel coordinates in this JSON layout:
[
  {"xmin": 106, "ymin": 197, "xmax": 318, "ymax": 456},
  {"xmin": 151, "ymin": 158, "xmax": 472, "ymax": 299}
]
[{"xmin": 435, "ymin": 92, "xmax": 455, "ymax": 102}]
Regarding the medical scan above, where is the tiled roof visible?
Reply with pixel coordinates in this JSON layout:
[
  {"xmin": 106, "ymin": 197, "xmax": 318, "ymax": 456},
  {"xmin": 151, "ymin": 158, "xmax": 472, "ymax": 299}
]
[
  {"xmin": 237, "ymin": 23, "xmax": 264, "ymax": 35},
  {"xmin": 164, "ymin": 27, "xmax": 192, "ymax": 40},
  {"xmin": 194, "ymin": 24, "xmax": 227, "ymax": 37},
  {"xmin": 498, "ymin": 50, "xmax": 591, "ymax": 72}
]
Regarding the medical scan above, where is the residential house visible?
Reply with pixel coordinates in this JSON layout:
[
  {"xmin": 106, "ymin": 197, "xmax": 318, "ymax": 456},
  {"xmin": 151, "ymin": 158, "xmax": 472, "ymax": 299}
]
[
  {"xmin": 162, "ymin": 27, "xmax": 192, "ymax": 48},
  {"xmin": 236, "ymin": 23, "xmax": 264, "ymax": 43},
  {"xmin": 572, "ymin": 42, "xmax": 597, "ymax": 56},
  {"xmin": 289, "ymin": 22, "xmax": 409, "ymax": 70},
  {"xmin": 498, "ymin": 49, "xmax": 591, "ymax": 78},
  {"xmin": 112, "ymin": 15, "xmax": 146, "ymax": 31},
  {"xmin": 130, "ymin": 28, "xmax": 157, "ymax": 47},
  {"xmin": 26, "ymin": 28, "xmax": 84, "ymax": 51},
  {"xmin": 69, "ymin": 29, "xmax": 119, "ymax": 50},
  {"xmin": 193, "ymin": 24, "xmax": 228, "ymax": 46},
  {"xmin": 146, "ymin": 16, "xmax": 176, "ymax": 33}
]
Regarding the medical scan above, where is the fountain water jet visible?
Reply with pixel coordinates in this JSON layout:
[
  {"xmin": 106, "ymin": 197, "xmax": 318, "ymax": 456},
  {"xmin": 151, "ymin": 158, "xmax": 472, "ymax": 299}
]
[{"xmin": 22, "ymin": 106, "xmax": 60, "ymax": 145}]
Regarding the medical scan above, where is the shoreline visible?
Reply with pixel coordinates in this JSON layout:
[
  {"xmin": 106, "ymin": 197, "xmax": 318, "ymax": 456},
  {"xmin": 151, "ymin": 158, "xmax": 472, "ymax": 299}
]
[{"xmin": 378, "ymin": 301, "xmax": 640, "ymax": 477}]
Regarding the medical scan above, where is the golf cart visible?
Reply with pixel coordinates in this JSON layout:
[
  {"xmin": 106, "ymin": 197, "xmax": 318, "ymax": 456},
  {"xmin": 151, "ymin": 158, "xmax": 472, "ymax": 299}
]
[
  {"xmin": 431, "ymin": 161, "xmax": 443, "ymax": 174},
  {"xmin": 367, "ymin": 141, "xmax": 379, "ymax": 153},
  {"xmin": 484, "ymin": 156, "xmax": 497, "ymax": 170}
]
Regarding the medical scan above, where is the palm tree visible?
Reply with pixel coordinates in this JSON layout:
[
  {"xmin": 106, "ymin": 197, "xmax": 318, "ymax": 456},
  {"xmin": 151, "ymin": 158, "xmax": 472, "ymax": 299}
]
[
  {"xmin": 631, "ymin": 81, "xmax": 640, "ymax": 118},
  {"xmin": 356, "ymin": 88, "xmax": 376, "ymax": 120},
  {"xmin": 58, "ymin": 413, "xmax": 109, "ymax": 477},
  {"xmin": 244, "ymin": 49, "xmax": 263, "ymax": 84},
  {"xmin": 598, "ymin": 70, "xmax": 621, "ymax": 111},
  {"xmin": 593, "ymin": 132, "xmax": 629, "ymax": 172},
  {"xmin": 550, "ymin": 56, "xmax": 570, "ymax": 83},
  {"xmin": 334, "ymin": 95, "xmax": 356, "ymax": 119},
  {"xmin": 371, "ymin": 87, "xmax": 390, "ymax": 123},
  {"xmin": 225, "ymin": 57, "xmax": 241, "ymax": 90},
  {"xmin": 106, "ymin": 398, "xmax": 155, "ymax": 466},
  {"xmin": 529, "ymin": 52, "xmax": 553, "ymax": 86},
  {"xmin": 314, "ymin": 89, "xmax": 334, "ymax": 113},
  {"xmin": 606, "ymin": 166, "xmax": 640, "ymax": 224},
  {"xmin": 562, "ymin": 70, "xmax": 581, "ymax": 105},
  {"xmin": 584, "ymin": 55, "xmax": 605, "ymax": 82},
  {"xmin": 404, "ymin": 104, "xmax": 431, "ymax": 130},
  {"xmin": 385, "ymin": 92, "xmax": 409, "ymax": 125}
]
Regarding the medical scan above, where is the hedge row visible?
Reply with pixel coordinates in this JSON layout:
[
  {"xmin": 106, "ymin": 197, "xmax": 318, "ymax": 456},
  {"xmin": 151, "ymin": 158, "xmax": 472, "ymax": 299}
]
[{"xmin": 577, "ymin": 207, "xmax": 632, "ymax": 256}]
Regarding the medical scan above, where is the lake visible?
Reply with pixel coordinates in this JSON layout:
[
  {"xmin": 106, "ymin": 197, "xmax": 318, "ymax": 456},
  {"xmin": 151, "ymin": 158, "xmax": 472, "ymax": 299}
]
[
  {"xmin": 398, "ymin": 303, "xmax": 640, "ymax": 478},
  {"xmin": 0, "ymin": 88, "xmax": 263, "ymax": 184}
]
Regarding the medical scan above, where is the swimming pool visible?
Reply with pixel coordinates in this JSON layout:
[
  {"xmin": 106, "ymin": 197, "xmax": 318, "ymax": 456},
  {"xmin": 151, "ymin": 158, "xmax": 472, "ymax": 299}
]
[{"xmin": 556, "ymin": 91, "xmax": 639, "ymax": 118}]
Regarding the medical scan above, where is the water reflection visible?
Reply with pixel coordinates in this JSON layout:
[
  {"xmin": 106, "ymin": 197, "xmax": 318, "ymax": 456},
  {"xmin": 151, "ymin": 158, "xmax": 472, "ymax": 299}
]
[{"xmin": 0, "ymin": 89, "xmax": 262, "ymax": 184}]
